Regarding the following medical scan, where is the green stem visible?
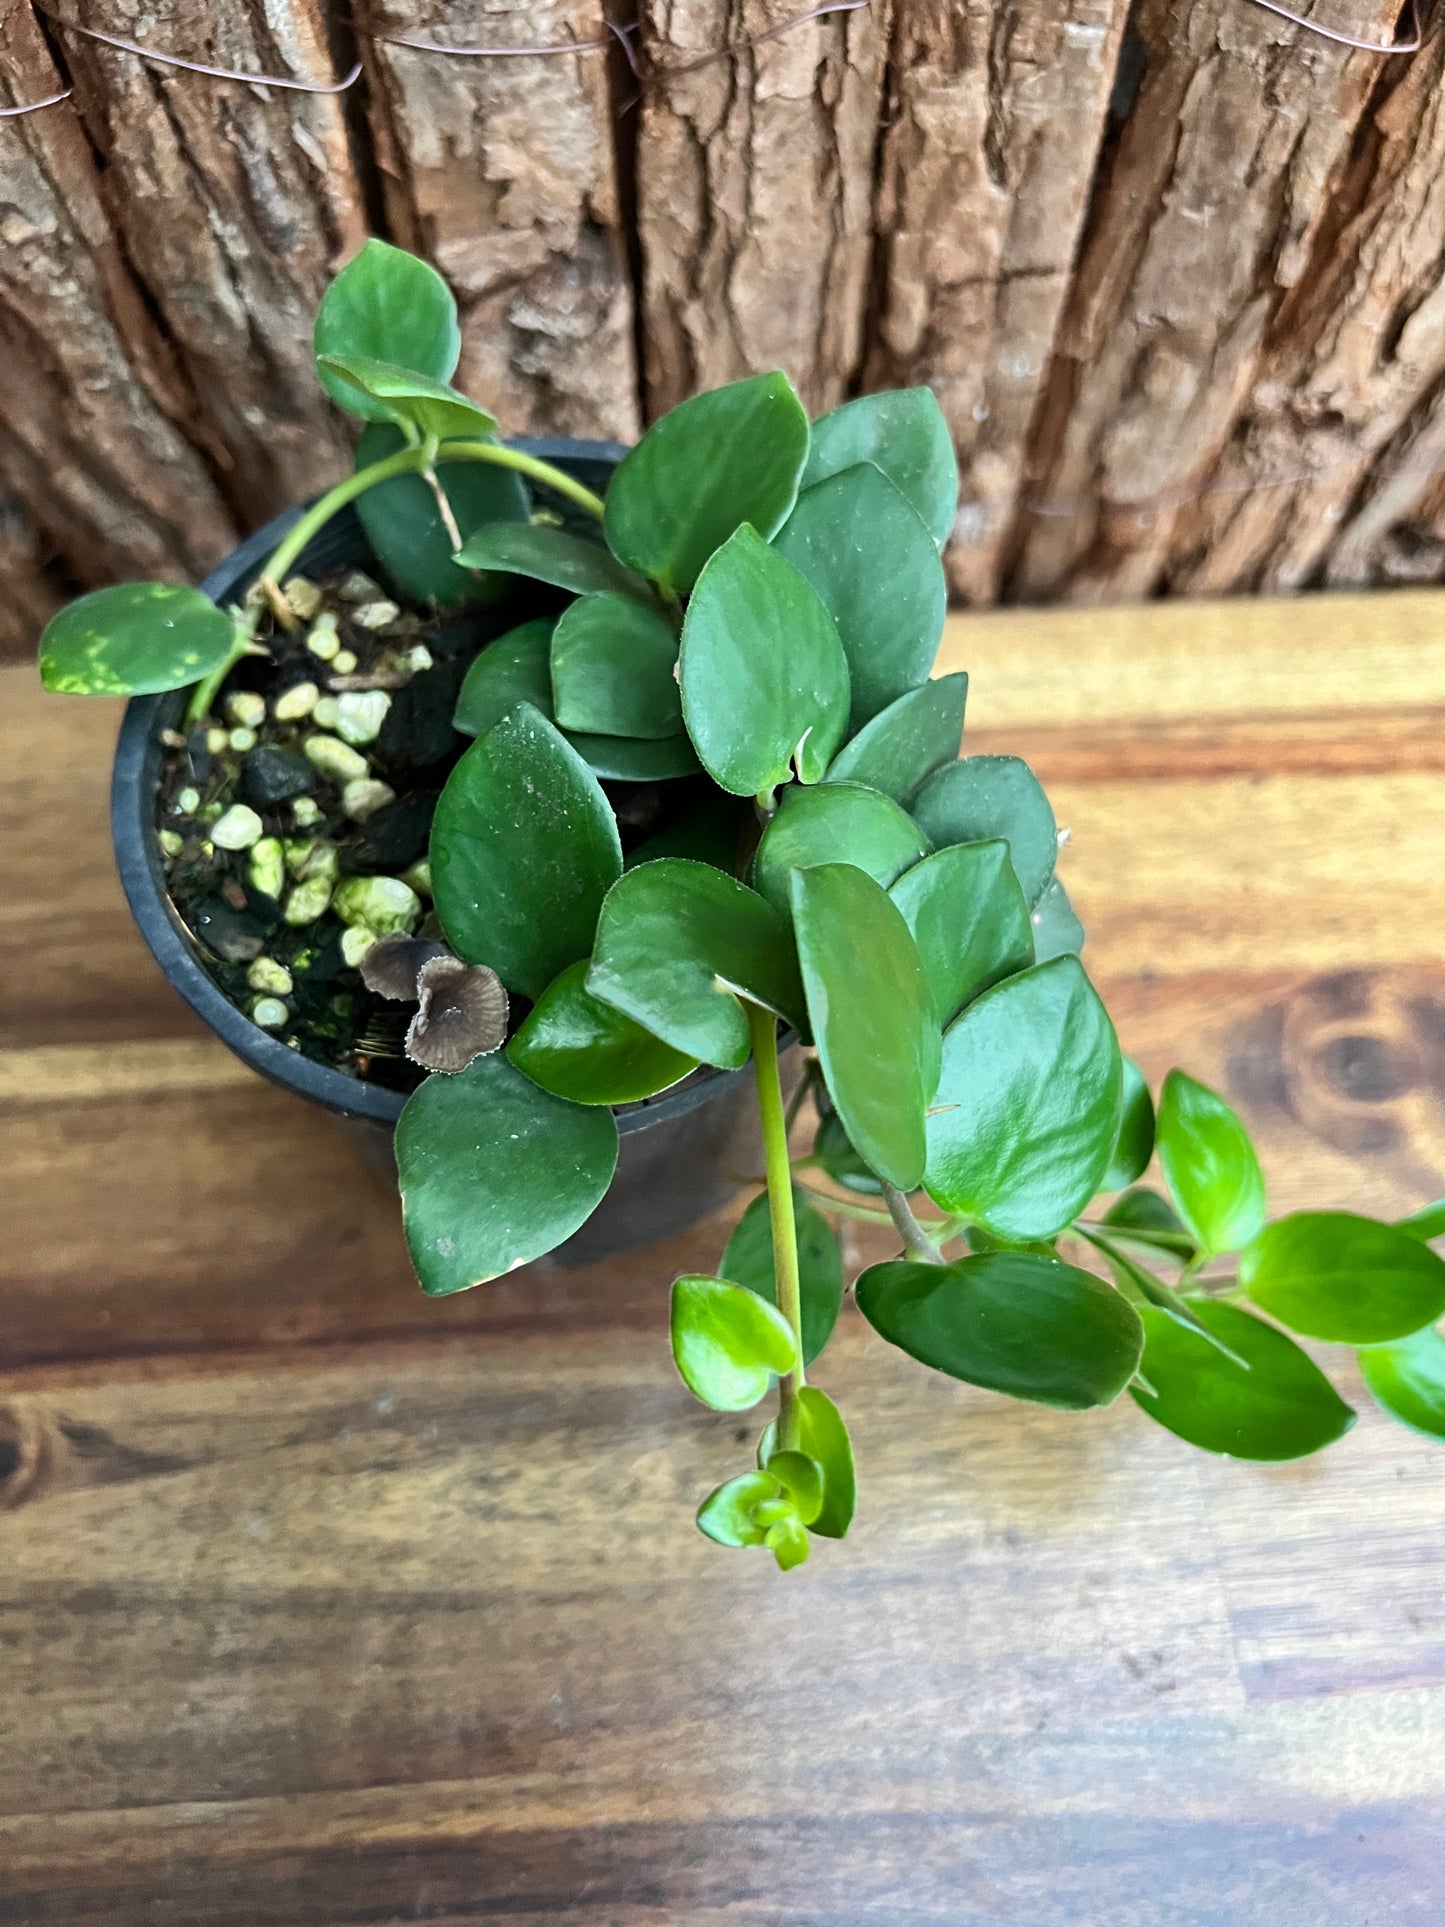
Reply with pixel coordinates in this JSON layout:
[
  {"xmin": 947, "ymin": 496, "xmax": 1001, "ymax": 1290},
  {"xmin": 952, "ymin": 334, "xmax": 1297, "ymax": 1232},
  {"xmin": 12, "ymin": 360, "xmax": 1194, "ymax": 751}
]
[
  {"xmin": 184, "ymin": 626, "xmax": 257, "ymax": 727},
  {"xmin": 747, "ymin": 1001, "xmax": 805, "ymax": 1449},
  {"xmin": 881, "ymin": 1182, "xmax": 947, "ymax": 1265},
  {"xmin": 439, "ymin": 440, "xmax": 607, "ymax": 520},
  {"xmin": 264, "ymin": 445, "xmax": 429, "ymax": 589}
]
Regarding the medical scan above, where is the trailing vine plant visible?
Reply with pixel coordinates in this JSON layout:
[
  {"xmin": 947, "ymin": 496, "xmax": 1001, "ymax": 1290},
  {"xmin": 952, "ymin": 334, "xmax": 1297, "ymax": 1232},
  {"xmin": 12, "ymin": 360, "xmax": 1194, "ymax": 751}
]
[{"xmin": 40, "ymin": 242, "xmax": 1445, "ymax": 1570}]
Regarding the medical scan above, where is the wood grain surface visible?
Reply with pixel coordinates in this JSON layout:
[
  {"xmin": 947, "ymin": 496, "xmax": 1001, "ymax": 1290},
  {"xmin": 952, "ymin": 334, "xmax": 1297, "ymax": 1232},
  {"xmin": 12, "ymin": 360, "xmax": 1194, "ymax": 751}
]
[{"xmin": 4, "ymin": 591, "xmax": 1445, "ymax": 1923}]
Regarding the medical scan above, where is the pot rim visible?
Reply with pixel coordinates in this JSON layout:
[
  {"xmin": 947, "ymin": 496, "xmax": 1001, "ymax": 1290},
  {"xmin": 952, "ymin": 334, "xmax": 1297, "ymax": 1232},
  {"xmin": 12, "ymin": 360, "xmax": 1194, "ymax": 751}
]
[{"xmin": 109, "ymin": 436, "xmax": 759, "ymax": 1135}]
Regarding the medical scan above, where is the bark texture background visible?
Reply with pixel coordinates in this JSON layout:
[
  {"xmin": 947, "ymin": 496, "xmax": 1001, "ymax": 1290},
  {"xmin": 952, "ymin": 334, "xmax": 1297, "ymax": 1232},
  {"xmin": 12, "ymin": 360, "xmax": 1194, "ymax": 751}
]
[{"xmin": 2, "ymin": 0, "xmax": 1441, "ymax": 652}]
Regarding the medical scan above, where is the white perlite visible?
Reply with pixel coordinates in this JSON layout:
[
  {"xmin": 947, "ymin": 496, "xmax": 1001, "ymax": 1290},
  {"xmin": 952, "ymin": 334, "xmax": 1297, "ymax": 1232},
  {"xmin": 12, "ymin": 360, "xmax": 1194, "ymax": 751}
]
[{"xmin": 211, "ymin": 804, "xmax": 264, "ymax": 850}]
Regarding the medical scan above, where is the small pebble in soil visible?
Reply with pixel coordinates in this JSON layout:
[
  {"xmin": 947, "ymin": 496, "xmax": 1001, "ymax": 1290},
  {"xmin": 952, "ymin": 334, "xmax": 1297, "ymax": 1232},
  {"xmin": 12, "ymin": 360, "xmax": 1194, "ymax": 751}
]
[
  {"xmin": 306, "ymin": 612, "xmax": 341, "ymax": 661},
  {"xmin": 351, "ymin": 601, "xmax": 400, "ymax": 633},
  {"xmin": 311, "ymin": 695, "xmax": 342, "ymax": 731},
  {"xmin": 273, "ymin": 680, "xmax": 319, "ymax": 723},
  {"xmin": 337, "ymin": 570, "xmax": 381, "ymax": 603},
  {"xmin": 333, "ymin": 874, "xmax": 421, "ymax": 936},
  {"xmin": 342, "ymin": 777, "xmax": 396, "ymax": 822},
  {"xmin": 283, "ymin": 875, "xmax": 333, "ymax": 925},
  {"xmin": 340, "ymin": 924, "xmax": 379, "ymax": 968},
  {"xmin": 304, "ymin": 734, "xmax": 369, "ymax": 783},
  {"xmin": 193, "ymin": 899, "xmax": 265, "ymax": 963},
  {"xmin": 291, "ymin": 796, "xmax": 322, "ymax": 827},
  {"xmin": 242, "ymin": 744, "xmax": 314, "ymax": 808},
  {"xmin": 225, "ymin": 689, "xmax": 267, "ymax": 730},
  {"xmin": 205, "ymin": 727, "xmax": 229, "ymax": 755},
  {"xmin": 332, "ymin": 649, "xmax": 359, "ymax": 674},
  {"xmin": 333, "ymin": 690, "xmax": 392, "ymax": 746},
  {"xmin": 212, "ymin": 804, "xmax": 264, "ymax": 851},
  {"xmin": 247, "ymin": 956, "xmax": 294, "ymax": 997},
  {"xmin": 158, "ymin": 829, "xmax": 184, "ymax": 858},
  {"xmin": 400, "ymin": 857, "xmax": 432, "ymax": 897},
  {"xmin": 282, "ymin": 576, "xmax": 323, "ymax": 620},
  {"xmin": 228, "ymin": 727, "xmax": 258, "ymax": 753},
  {"xmin": 176, "ymin": 787, "xmax": 201, "ymax": 815},
  {"xmin": 285, "ymin": 838, "xmax": 338, "ymax": 885},
  {"xmin": 400, "ymin": 644, "xmax": 433, "ymax": 676},
  {"xmin": 251, "ymin": 995, "xmax": 290, "ymax": 1031},
  {"xmin": 248, "ymin": 836, "xmax": 286, "ymax": 900}
]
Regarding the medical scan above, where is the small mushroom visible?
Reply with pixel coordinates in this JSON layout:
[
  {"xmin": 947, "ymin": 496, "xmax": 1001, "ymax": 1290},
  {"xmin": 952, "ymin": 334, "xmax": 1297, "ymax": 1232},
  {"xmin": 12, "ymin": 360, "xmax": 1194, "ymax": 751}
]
[
  {"xmin": 360, "ymin": 932, "xmax": 454, "ymax": 1000},
  {"xmin": 406, "ymin": 956, "xmax": 509, "ymax": 1074}
]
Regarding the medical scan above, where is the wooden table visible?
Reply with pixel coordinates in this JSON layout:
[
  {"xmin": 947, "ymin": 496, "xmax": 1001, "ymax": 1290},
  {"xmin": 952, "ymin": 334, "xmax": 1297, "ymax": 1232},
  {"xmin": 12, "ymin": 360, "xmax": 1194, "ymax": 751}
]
[{"xmin": 5, "ymin": 594, "xmax": 1445, "ymax": 1925}]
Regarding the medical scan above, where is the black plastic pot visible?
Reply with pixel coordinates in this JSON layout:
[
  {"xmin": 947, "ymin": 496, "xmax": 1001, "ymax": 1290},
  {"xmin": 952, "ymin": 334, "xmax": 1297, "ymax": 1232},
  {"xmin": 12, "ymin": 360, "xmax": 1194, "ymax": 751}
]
[{"xmin": 111, "ymin": 439, "xmax": 780, "ymax": 1266}]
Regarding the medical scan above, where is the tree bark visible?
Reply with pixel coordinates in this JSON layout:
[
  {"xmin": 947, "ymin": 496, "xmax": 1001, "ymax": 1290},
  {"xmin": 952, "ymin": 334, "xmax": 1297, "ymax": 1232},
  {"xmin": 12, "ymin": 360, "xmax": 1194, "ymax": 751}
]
[
  {"xmin": 866, "ymin": 0, "xmax": 1128, "ymax": 602},
  {"xmin": 635, "ymin": 0, "xmax": 892, "ymax": 416},
  {"xmin": 52, "ymin": 0, "xmax": 366, "ymax": 523},
  {"xmin": 0, "ymin": 5, "xmax": 237, "ymax": 589},
  {"xmin": 355, "ymin": 0, "xmax": 639, "ymax": 442}
]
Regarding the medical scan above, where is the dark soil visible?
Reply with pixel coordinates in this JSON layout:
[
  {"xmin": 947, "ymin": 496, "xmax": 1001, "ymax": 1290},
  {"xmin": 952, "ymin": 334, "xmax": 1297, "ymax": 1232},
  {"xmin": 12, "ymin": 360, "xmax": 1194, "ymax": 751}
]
[{"xmin": 155, "ymin": 567, "xmax": 710, "ymax": 1092}]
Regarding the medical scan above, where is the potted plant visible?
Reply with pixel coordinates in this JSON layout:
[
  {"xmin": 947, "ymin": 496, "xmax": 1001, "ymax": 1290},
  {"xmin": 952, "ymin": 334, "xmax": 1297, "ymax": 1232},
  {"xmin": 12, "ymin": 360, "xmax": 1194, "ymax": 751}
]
[{"xmin": 40, "ymin": 242, "xmax": 1445, "ymax": 1571}]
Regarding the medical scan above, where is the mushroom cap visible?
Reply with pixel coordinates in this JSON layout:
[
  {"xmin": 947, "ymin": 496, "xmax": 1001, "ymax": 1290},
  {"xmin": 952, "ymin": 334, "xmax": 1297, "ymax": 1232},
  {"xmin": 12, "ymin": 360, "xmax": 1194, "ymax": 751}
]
[
  {"xmin": 359, "ymin": 932, "xmax": 453, "ymax": 1000},
  {"xmin": 405, "ymin": 956, "xmax": 510, "ymax": 1073}
]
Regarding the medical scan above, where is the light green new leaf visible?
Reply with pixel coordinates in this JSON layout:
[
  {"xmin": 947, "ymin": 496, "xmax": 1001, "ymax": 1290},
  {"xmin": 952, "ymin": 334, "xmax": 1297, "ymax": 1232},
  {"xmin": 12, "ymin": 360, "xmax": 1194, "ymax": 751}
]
[
  {"xmin": 315, "ymin": 354, "xmax": 495, "ymax": 443},
  {"xmin": 1101, "ymin": 1186, "xmax": 1197, "ymax": 1258},
  {"xmin": 1103, "ymin": 1058, "xmax": 1155, "ymax": 1193},
  {"xmin": 825, "ymin": 673, "xmax": 968, "ymax": 803},
  {"xmin": 773, "ymin": 464, "xmax": 947, "ymax": 729},
  {"xmin": 508, "ymin": 959, "xmax": 697, "ymax": 1105},
  {"xmin": 550, "ymin": 592, "xmax": 683, "ymax": 740},
  {"xmin": 670, "ymin": 1274, "xmax": 798, "ymax": 1411},
  {"xmin": 925, "ymin": 955, "xmax": 1122, "ymax": 1241},
  {"xmin": 40, "ymin": 583, "xmax": 236, "ymax": 696},
  {"xmin": 1239, "ymin": 1211, "xmax": 1445, "ymax": 1345},
  {"xmin": 751, "ymin": 782, "xmax": 930, "ymax": 918},
  {"xmin": 721, "ymin": 1187, "xmax": 844, "ymax": 1365},
  {"xmin": 758, "ymin": 1385, "xmax": 856, "ymax": 1537},
  {"xmin": 1360, "ymin": 1325, "xmax": 1445, "ymax": 1441},
  {"xmin": 802, "ymin": 388, "xmax": 958, "ymax": 549},
  {"xmin": 1130, "ymin": 1299, "xmax": 1356, "ymax": 1460},
  {"xmin": 1030, "ymin": 876, "xmax": 1086, "ymax": 962},
  {"xmin": 356, "ymin": 421, "xmax": 528, "ymax": 609},
  {"xmin": 889, "ymin": 839, "xmax": 1034, "ymax": 1029},
  {"xmin": 397, "ymin": 1055, "xmax": 618, "ymax": 1293},
  {"xmin": 697, "ymin": 1470, "xmax": 808, "ymax": 1565},
  {"xmin": 911, "ymin": 754, "xmax": 1058, "ymax": 906},
  {"xmin": 605, "ymin": 371, "xmax": 810, "ymax": 593},
  {"xmin": 679, "ymin": 525, "xmax": 851, "ymax": 794},
  {"xmin": 763, "ymin": 1451, "xmax": 825, "ymax": 1527},
  {"xmin": 431, "ymin": 703, "xmax": 622, "ymax": 998},
  {"xmin": 588, "ymin": 859, "xmax": 805, "ymax": 1069},
  {"xmin": 1156, "ymin": 1069, "xmax": 1265, "ymax": 1257},
  {"xmin": 314, "ymin": 239, "xmax": 460, "ymax": 418},
  {"xmin": 453, "ymin": 523, "xmax": 652, "ymax": 601},
  {"xmin": 792, "ymin": 863, "xmax": 939, "ymax": 1192},
  {"xmin": 856, "ymin": 1251, "xmax": 1144, "ymax": 1410}
]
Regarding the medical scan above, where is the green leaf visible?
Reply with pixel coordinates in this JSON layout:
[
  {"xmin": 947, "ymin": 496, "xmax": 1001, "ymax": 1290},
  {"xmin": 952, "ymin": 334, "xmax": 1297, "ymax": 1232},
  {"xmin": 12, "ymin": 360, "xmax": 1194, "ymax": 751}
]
[
  {"xmin": 1238, "ymin": 1212, "xmax": 1445, "ymax": 1345},
  {"xmin": 825, "ymin": 673, "xmax": 968, "ymax": 802},
  {"xmin": 605, "ymin": 371, "xmax": 810, "ymax": 593},
  {"xmin": 911, "ymin": 755, "xmax": 1058, "ymax": 907},
  {"xmin": 1030, "ymin": 876, "xmax": 1086, "ymax": 962},
  {"xmin": 802, "ymin": 388, "xmax": 958, "ymax": 549},
  {"xmin": 670, "ymin": 1274, "xmax": 799, "ymax": 1411},
  {"xmin": 314, "ymin": 239, "xmax": 460, "ymax": 419},
  {"xmin": 759, "ymin": 1385, "xmax": 856, "ymax": 1537},
  {"xmin": 453, "ymin": 523, "xmax": 651, "ymax": 601},
  {"xmin": 889, "ymin": 839, "xmax": 1033, "ymax": 1029},
  {"xmin": 773, "ymin": 464, "xmax": 947, "ymax": 728},
  {"xmin": 356, "ymin": 421, "xmax": 528, "ymax": 609},
  {"xmin": 925, "ymin": 956, "xmax": 1122, "ymax": 1241},
  {"xmin": 1156, "ymin": 1069, "xmax": 1265, "ymax": 1258},
  {"xmin": 751, "ymin": 783, "xmax": 930, "ymax": 918},
  {"xmin": 1129, "ymin": 1299, "xmax": 1356, "ymax": 1460},
  {"xmin": 764, "ymin": 1514, "xmax": 812, "ymax": 1570},
  {"xmin": 721, "ymin": 1188, "xmax": 844, "ymax": 1365},
  {"xmin": 696, "ymin": 1470, "xmax": 780, "ymax": 1548},
  {"xmin": 1359, "ymin": 1325, "xmax": 1445, "ymax": 1441},
  {"xmin": 1104, "ymin": 1058, "xmax": 1155, "ymax": 1192},
  {"xmin": 453, "ymin": 620, "xmax": 698, "ymax": 780},
  {"xmin": 1080, "ymin": 1228, "xmax": 1248, "ymax": 1367},
  {"xmin": 508, "ymin": 959, "xmax": 697, "ymax": 1105},
  {"xmin": 679, "ymin": 526, "xmax": 851, "ymax": 795},
  {"xmin": 550, "ymin": 592, "xmax": 683, "ymax": 740},
  {"xmin": 1103, "ymin": 1186, "xmax": 1193, "ymax": 1248},
  {"xmin": 587, "ymin": 859, "xmax": 804, "ymax": 1069},
  {"xmin": 792, "ymin": 864, "xmax": 938, "ymax": 1192},
  {"xmin": 814, "ymin": 1110, "xmax": 882, "ymax": 1195},
  {"xmin": 763, "ymin": 1450, "xmax": 825, "ymax": 1527},
  {"xmin": 431, "ymin": 703, "xmax": 622, "ymax": 998},
  {"xmin": 397, "ymin": 1055, "xmax": 618, "ymax": 1293},
  {"xmin": 1398, "ymin": 1199, "xmax": 1445, "ymax": 1243},
  {"xmin": 315, "ymin": 353, "xmax": 495, "ymax": 442},
  {"xmin": 40, "ymin": 583, "xmax": 236, "ymax": 696},
  {"xmin": 856, "ymin": 1251, "xmax": 1144, "ymax": 1410}
]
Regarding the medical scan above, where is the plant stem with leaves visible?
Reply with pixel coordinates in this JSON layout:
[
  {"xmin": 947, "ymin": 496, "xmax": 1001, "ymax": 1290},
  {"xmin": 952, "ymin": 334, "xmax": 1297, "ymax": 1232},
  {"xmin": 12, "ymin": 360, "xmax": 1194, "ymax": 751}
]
[{"xmin": 747, "ymin": 1001, "xmax": 805, "ymax": 1449}]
